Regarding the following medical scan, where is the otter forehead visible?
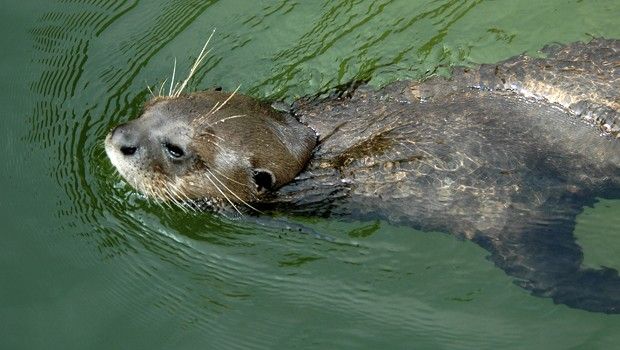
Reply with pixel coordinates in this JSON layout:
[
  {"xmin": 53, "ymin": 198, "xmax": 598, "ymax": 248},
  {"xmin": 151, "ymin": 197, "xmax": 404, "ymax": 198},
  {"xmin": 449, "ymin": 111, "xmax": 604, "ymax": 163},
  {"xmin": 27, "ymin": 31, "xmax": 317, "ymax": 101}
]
[
  {"xmin": 140, "ymin": 99, "xmax": 197, "ymax": 131},
  {"xmin": 143, "ymin": 94, "xmax": 233, "ymax": 125}
]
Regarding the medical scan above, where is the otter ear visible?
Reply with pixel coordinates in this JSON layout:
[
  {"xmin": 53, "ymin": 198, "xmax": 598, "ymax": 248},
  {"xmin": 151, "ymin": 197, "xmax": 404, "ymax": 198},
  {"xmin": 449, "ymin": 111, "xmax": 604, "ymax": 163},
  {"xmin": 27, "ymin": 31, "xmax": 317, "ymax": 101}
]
[{"xmin": 252, "ymin": 168, "xmax": 276, "ymax": 193}]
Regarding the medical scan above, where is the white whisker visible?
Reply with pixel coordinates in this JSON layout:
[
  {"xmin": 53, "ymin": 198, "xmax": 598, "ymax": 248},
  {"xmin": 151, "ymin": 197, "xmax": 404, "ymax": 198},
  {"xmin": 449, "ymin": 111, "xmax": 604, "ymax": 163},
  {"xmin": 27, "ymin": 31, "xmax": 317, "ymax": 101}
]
[
  {"xmin": 173, "ymin": 29, "xmax": 216, "ymax": 97},
  {"xmin": 153, "ymin": 197, "xmax": 167, "ymax": 210},
  {"xmin": 201, "ymin": 130, "xmax": 227, "ymax": 143},
  {"xmin": 207, "ymin": 168, "xmax": 261, "ymax": 213},
  {"xmin": 163, "ymin": 182, "xmax": 188, "ymax": 213},
  {"xmin": 211, "ymin": 167, "xmax": 251, "ymax": 188},
  {"xmin": 146, "ymin": 82, "xmax": 155, "ymax": 98},
  {"xmin": 169, "ymin": 58, "xmax": 177, "ymax": 97},
  {"xmin": 199, "ymin": 137, "xmax": 227, "ymax": 152},
  {"xmin": 171, "ymin": 182, "xmax": 198, "ymax": 213},
  {"xmin": 171, "ymin": 181, "xmax": 197, "ymax": 211},
  {"xmin": 194, "ymin": 85, "xmax": 242, "ymax": 125},
  {"xmin": 205, "ymin": 173, "xmax": 242, "ymax": 215},
  {"xmin": 207, "ymin": 101, "xmax": 221, "ymax": 115},
  {"xmin": 207, "ymin": 114, "xmax": 246, "ymax": 128},
  {"xmin": 209, "ymin": 85, "xmax": 241, "ymax": 116},
  {"xmin": 158, "ymin": 78, "xmax": 168, "ymax": 97}
]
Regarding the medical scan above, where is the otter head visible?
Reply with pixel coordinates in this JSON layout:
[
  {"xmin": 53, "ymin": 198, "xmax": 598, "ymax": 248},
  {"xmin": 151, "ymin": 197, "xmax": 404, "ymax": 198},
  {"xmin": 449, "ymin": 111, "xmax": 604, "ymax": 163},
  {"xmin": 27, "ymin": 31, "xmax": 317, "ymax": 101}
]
[{"xmin": 105, "ymin": 91, "xmax": 317, "ymax": 209}]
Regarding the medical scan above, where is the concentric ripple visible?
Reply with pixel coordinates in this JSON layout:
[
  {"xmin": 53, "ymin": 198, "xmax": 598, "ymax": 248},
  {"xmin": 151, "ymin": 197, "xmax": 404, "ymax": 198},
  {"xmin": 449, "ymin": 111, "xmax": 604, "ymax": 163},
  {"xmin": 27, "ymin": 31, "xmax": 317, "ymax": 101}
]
[{"xmin": 23, "ymin": 0, "xmax": 620, "ymax": 348}]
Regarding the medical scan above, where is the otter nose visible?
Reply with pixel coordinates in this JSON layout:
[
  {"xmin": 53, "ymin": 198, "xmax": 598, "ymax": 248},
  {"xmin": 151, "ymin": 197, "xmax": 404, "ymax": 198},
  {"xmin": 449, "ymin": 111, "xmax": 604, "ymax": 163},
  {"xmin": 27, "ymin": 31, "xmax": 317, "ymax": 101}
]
[{"xmin": 110, "ymin": 123, "xmax": 139, "ymax": 156}]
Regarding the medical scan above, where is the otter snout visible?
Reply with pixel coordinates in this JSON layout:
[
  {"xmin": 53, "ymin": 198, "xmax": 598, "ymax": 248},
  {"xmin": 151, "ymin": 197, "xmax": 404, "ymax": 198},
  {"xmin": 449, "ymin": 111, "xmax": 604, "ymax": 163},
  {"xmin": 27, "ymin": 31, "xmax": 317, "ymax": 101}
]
[{"xmin": 108, "ymin": 123, "xmax": 140, "ymax": 157}]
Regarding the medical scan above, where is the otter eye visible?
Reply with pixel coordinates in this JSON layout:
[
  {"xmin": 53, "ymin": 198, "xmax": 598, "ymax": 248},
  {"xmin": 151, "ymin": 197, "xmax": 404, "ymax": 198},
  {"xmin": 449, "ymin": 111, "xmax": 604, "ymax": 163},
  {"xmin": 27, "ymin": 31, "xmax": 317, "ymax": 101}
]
[{"xmin": 164, "ymin": 143, "xmax": 184, "ymax": 158}]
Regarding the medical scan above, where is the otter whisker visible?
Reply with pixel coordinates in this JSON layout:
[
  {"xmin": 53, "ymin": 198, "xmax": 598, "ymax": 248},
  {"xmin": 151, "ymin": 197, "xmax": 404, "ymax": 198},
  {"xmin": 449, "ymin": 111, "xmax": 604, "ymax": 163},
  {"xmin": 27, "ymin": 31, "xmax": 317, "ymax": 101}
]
[
  {"xmin": 192, "ymin": 102, "xmax": 218, "ymax": 126},
  {"xmin": 180, "ymin": 198, "xmax": 199, "ymax": 212},
  {"xmin": 151, "ymin": 195, "xmax": 168, "ymax": 211},
  {"xmin": 206, "ymin": 168, "xmax": 261, "ymax": 213},
  {"xmin": 169, "ymin": 180, "xmax": 198, "ymax": 212},
  {"xmin": 166, "ymin": 190, "xmax": 189, "ymax": 213},
  {"xmin": 147, "ymin": 178, "xmax": 175, "ymax": 210},
  {"xmin": 190, "ymin": 102, "xmax": 219, "ymax": 127},
  {"xmin": 197, "ymin": 129, "xmax": 227, "ymax": 143},
  {"xmin": 142, "ymin": 181, "xmax": 161, "ymax": 203},
  {"xmin": 162, "ymin": 182, "xmax": 189, "ymax": 213},
  {"xmin": 160, "ymin": 195, "xmax": 177, "ymax": 211},
  {"xmin": 158, "ymin": 78, "xmax": 168, "ymax": 97},
  {"xmin": 148, "ymin": 185, "xmax": 168, "ymax": 210},
  {"xmin": 193, "ymin": 85, "xmax": 242, "ymax": 126},
  {"xmin": 172, "ymin": 82, "xmax": 181, "ymax": 96},
  {"xmin": 198, "ymin": 137, "xmax": 227, "ymax": 153},
  {"xmin": 208, "ymin": 101, "xmax": 221, "ymax": 115},
  {"xmin": 208, "ymin": 85, "xmax": 241, "ymax": 116},
  {"xmin": 157, "ymin": 187, "xmax": 177, "ymax": 210},
  {"xmin": 177, "ymin": 185, "xmax": 197, "ymax": 207},
  {"xmin": 93, "ymin": 146, "xmax": 106, "ymax": 160},
  {"xmin": 196, "ymin": 85, "xmax": 241, "ymax": 126},
  {"xmin": 146, "ymin": 81, "xmax": 155, "ymax": 98},
  {"xmin": 161, "ymin": 185, "xmax": 178, "ymax": 204},
  {"xmin": 173, "ymin": 29, "xmax": 216, "ymax": 97},
  {"xmin": 169, "ymin": 58, "xmax": 177, "ymax": 97},
  {"xmin": 204, "ymin": 173, "xmax": 243, "ymax": 215},
  {"xmin": 211, "ymin": 167, "xmax": 251, "ymax": 188},
  {"xmin": 110, "ymin": 168, "xmax": 121, "ymax": 181},
  {"xmin": 207, "ymin": 114, "xmax": 247, "ymax": 128},
  {"xmin": 168, "ymin": 179, "xmax": 199, "ymax": 213}
]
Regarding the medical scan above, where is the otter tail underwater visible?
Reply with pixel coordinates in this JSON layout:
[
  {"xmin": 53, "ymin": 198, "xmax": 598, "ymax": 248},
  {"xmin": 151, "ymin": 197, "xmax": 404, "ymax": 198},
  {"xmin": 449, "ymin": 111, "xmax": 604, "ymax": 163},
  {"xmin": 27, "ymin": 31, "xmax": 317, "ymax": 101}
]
[{"xmin": 105, "ymin": 38, "xmax": 620, "ymax": 313}]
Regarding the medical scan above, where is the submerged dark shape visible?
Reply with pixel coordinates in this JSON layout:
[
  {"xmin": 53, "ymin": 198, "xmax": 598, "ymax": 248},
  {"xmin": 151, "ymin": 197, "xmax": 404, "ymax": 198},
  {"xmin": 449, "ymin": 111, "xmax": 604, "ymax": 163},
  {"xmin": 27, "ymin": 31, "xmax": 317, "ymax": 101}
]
[
  {"xmin": 265, "ymin": 38, "xmax": 620, "ymax": 313},
  {"xmin": 106, "ymin": 38, "xmax": 620, "ymax": 313}
]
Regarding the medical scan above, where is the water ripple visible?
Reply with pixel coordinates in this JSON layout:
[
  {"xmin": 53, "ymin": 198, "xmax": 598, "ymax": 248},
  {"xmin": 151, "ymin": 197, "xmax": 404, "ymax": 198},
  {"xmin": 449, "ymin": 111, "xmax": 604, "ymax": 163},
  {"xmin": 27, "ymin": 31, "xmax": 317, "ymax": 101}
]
[{"xmin": 24, "ymin": 0, "xmax": 620, "ymax": 347}]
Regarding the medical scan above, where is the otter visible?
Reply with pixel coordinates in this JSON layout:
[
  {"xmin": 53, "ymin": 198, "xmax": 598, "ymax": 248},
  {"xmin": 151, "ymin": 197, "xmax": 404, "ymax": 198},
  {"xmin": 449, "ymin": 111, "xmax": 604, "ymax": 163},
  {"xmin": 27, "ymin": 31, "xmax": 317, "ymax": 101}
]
[{"xmin": 105, "ymin": 38, "xmax": 620, "ymax": 313}]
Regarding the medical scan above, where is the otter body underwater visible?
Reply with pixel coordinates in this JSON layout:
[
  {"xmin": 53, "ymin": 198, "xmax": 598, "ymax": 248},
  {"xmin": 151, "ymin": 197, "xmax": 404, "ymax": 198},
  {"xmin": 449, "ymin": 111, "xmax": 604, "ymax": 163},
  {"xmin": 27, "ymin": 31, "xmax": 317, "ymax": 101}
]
[{"xmin": 105, "ymin": 38, "xmax": 620, "ymax": 313}]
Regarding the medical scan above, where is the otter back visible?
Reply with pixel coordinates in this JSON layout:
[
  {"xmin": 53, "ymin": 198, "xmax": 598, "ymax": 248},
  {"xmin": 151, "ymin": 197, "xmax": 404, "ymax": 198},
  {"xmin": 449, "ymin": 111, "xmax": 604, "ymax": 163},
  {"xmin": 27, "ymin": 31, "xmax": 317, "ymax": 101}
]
[{"xmin": 269, "ymin": 39, "xmax": 620, "ymax": 313}]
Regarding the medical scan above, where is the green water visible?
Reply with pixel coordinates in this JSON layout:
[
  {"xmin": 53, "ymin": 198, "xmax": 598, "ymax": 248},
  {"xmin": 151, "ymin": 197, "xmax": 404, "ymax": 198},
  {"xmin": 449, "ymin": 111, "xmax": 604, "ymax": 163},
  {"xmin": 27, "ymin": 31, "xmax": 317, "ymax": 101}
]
[{"xmin": 1, "ymin": 0, "xmax": 619, "ymax": 349}]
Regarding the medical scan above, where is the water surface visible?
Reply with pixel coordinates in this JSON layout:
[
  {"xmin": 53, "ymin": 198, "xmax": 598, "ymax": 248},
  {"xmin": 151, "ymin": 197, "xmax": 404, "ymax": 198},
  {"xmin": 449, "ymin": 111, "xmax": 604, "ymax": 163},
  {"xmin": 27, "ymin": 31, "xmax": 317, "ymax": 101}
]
[{"xmin": 1, "ymin": 0, "xmax": 619, "ymax": 349}]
